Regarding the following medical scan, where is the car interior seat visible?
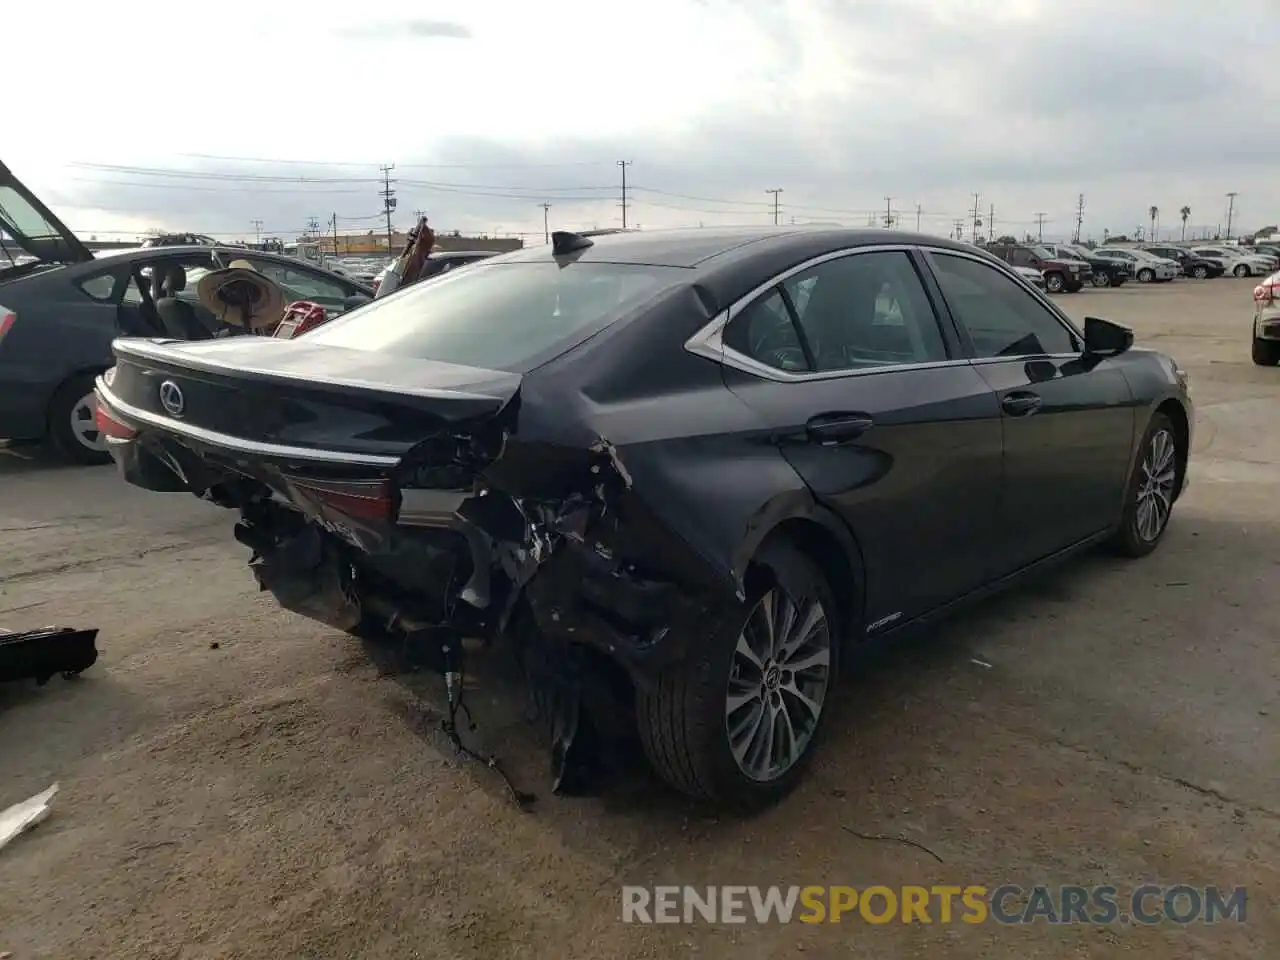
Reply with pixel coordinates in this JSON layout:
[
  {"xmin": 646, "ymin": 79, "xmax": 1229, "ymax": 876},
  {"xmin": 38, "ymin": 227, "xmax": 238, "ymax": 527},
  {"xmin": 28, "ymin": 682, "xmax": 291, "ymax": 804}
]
[{"xmin": 153, "ymin": 266, "xmax": 213, "ymax": 340}]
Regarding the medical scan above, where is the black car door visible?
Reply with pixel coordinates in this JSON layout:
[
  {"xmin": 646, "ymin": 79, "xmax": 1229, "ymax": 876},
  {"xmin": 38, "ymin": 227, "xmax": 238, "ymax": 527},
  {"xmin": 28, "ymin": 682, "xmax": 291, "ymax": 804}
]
[
  {"xmin": 713, "ymin": 246, "xmax": 1005, "ymax": 628},
  {"xmin": 921, "ymin": 249, "xmax": 1137, "ymax": 571}
]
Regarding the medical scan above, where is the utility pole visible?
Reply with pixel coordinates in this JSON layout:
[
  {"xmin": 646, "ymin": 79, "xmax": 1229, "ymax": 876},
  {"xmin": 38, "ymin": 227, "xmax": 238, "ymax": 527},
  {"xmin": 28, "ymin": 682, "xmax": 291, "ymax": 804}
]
[
  {"xmin": 617, "ymin": 160, "xmax": 632, "ymax": 229},
  {"xmin": 866, "ymin": 213, "xmax": 877, "ymax": 227},
  {"xmin": 305, "ymin": 216, "xmax": 320, "ymax": 239},
  {"xmin": 1034, "ymin": 212, "xmax": 1047, "ymax": 241},
  {"xmin": 1225, "ymin": 192, "xmax": 1238, "ymax": 240},
  {"xmin": 1073, "ymin": 194, "xmax": 1085, "ymax": 243},
  {"xmin": 765, "ymin": 188, "xmax": 783, "ymax": 225},
  {"xmin": 915, "ymin": 203, "xmax": 922, "ymax": 232},
  {"xmin": 970, "ymin": 193, "xmax": 982, "ymax": 243},
  {"xmin": 330, "ymin": 213, "xmax": 339, "ymax": 254},
  {"xmin": 952, "ymin": 218, "xmax": 965, "ymax": 240},
  {"xmin": 379, "ymin": 164, "xmax": 396, "ymax": 254},
  {"xmin": 883, "ymin": 197, "xmax": 895, "ymax": 228},
  {"xmin": 538, "ymin": 202, "xmax": 551, "ymax": 244},
  {"xmin": 987, "ymin": 204, "xmax": 995, "ymax": 242},
  {"xmin": 252, "ymin": 218, "xmax": 263, "ymax": 245}
]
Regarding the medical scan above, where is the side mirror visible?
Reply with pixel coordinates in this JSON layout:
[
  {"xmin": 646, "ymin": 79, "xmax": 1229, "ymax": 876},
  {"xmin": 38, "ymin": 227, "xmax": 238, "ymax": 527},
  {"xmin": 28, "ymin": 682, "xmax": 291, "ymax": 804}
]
[{"xmin": 1083, "ymin": 316, "xmax": 1133, "ymax": 357}]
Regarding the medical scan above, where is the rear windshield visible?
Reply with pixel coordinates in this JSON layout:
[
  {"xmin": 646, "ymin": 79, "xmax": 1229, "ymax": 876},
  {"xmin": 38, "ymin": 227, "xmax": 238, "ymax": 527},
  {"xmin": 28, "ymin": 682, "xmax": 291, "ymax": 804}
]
[{"xmin": 306, "ymin": 261, "xmax": 686, "ymax": 371}]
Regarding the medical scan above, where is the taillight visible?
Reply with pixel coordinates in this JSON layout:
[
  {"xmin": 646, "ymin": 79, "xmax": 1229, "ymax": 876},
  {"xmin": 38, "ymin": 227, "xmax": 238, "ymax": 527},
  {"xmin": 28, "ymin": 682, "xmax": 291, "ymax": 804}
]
[
  {"xmin": 291, "ymin": 478, "xmax": 395, "ymax": 523},
  {"xmin": 0, "ymin": 306, "xmax": 15, "ymax": 342},
  {"xmin": 94, "ymin": 400, "xmax": 138, "ymax": 440}
]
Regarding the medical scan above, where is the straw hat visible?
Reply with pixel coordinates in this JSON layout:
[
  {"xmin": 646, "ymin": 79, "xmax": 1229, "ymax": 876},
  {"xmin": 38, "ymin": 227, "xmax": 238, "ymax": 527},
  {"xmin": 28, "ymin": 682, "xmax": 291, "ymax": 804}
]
[{"xmin": 196, "ymin": 260, "xmax": 285, "ymax": 330}]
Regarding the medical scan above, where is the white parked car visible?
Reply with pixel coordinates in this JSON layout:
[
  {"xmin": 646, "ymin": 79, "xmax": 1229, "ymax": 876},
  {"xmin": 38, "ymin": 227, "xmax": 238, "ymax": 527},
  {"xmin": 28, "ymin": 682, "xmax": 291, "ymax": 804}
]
[
  {"xmin": 1252, "ymin": 271, "xmax": 1280, "ymax": 365},
  {"xmin": 1093, "ymin": 247, "xmax": 1179, "ymax": 283},
  {"xmin": 1011, "ymin": 264, "xmax": 1047, "ymax": 290},
  {"xmin": 1193, "ymin": 246, "xmax": 1275, "ymax": 278}
]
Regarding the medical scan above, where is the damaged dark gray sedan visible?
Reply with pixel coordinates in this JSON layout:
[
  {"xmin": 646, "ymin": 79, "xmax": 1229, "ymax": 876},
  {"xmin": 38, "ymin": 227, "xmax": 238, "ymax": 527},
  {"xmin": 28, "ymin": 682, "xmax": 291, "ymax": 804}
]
[{"xmin": 94, "ymin": 227, "xmax": 1193, "ymax": 807}]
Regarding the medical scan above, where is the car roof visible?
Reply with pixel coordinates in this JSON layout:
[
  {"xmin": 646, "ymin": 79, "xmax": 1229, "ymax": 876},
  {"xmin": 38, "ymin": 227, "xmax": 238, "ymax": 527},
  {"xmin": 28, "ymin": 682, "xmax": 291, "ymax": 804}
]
[{"xmin": 494, "ymin": 226, "xmax": 986, "ymax": 269}]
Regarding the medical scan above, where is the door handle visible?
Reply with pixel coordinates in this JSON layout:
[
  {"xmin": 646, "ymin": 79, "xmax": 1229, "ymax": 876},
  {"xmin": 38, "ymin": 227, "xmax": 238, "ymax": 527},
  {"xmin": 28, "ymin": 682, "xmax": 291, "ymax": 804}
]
[
  {"xmin": 805, "ymin": 412, "xmax": 875, "ymax": 445},
  {"xmin": 1001, "ymin": 391, "xmax": 1042, "ymax": 416}
]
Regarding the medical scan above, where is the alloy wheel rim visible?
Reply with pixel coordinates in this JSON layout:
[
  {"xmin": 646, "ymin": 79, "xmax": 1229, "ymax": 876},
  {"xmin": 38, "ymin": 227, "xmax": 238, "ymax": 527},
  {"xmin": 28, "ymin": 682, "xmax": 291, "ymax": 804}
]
[
  {"xmin": 725, "ymin": 587, "xmax": 832, "ymax": 782},
  {"xmin": 70, "ymin": 393, "xmax": 106, "ymax": 452},
  {"xmin": 1135, "ymin": 429, "xmax": 1177, "ymax": 542}
]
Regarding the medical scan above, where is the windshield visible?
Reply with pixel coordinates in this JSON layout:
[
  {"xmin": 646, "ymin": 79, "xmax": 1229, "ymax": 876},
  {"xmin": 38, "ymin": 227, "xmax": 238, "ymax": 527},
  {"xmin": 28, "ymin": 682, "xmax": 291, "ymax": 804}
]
[
  {"xmin": 1027, "ymin": 245, "xmax": 1056, "ymax": 259},
  {"xmin": 1064, "ymin": 246, "xmax": 1092, "ymax": 259},
  {"xmin": 306, "ymin": 260, "xmax": 687, "ymax": 372}
]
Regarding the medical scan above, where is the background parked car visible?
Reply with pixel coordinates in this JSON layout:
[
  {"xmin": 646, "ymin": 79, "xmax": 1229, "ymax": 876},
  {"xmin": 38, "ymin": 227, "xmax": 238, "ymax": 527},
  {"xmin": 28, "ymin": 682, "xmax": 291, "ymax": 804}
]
[
  {"xmin": 984, "ymin": 242, "xmax": 1092, "ymax": 292},
  {"xmin": 1192, "ymin": 246, "xmax": 1276, "ymax": 278},
  {"xmin": 1092, "ymin": 247, "xmax": 1178, "ymax": 283},
  {"xmin": 1142, "ymin": 245, "xmax": 1224, "ymax": 279},
  {"xmin": 140, "ymin": 233, "xmax": 220, "ymax": 248},
  {"xmin": 1011, "ymin": 264, "xmax": 1048, "ymax": 290},
  {"xmin": 1253, "ymin": 271, "xmax": 1280, "ymax": 365},
  {"xmin": 0, "ymin": 162, "xmax": 372, "ymax": 464},
  {"xmin": 1040, "ymin": 243, "xmax": 1130, "ymax": 287}
]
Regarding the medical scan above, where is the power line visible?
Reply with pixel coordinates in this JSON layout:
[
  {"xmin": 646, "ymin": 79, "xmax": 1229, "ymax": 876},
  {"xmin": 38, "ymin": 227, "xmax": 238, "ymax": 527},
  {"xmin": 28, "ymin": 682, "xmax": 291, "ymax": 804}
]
[{"xmin": 765, "ymin": 188, "xmax": 783, "ymax": 225}]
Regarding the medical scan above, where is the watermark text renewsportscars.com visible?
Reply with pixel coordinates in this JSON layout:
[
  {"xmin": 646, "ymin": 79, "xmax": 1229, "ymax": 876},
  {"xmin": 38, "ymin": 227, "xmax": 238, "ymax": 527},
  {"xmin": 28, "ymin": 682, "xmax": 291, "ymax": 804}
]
[{"xmin": 621, "ymin": 884, "xmax": 1247, "ymax": 925}]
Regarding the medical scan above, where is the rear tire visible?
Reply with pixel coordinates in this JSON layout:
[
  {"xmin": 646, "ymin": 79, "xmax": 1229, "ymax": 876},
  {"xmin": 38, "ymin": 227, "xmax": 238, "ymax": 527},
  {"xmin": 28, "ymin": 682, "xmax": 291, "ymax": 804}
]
[
  {"xmin": 636, "ymin": 539, "xmax": 841, "ymax": 809},
  {"xmin": 1107, "ymin": 412, "xmax": 1181, "ymax": 558},
  {"xmin": 47, "ymin": 373, "xmax": 111, "ymax": 466},
  {"xmin": 1252, "ymin": 337, "xmax": 1280, "ymax": 366}
]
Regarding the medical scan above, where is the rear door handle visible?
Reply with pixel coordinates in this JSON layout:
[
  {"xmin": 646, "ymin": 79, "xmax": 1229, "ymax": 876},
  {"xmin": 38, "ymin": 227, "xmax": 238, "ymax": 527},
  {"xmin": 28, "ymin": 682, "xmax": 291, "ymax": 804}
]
[
  {"xmin": 805, "ymin": 412, "xmax": 875, "ymax": 445},
  {"xmin": 1001, "ymin": 391, "xmax": 1042, "ymax": 416}
]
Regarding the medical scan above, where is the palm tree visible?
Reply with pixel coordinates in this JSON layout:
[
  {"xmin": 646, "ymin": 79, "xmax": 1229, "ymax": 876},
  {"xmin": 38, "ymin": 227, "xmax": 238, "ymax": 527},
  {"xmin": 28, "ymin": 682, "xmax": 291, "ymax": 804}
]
[
  {"xmin": 1180, "ymin": 205, "xmax": 1192, "ymax": 240},
  {"xmin": 1148, "ymin": 206, "xmax": 1159, "ymax": 241}
]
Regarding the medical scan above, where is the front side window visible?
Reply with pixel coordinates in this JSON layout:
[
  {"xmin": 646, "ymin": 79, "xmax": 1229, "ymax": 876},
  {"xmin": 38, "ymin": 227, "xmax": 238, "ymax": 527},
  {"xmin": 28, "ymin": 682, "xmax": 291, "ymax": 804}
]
[
  {"xmin": 930, "ymin": 253, "xmax": 1079, "ymax": 359},
  {"xmin": 307, "ymin": 261, "xmax": 686, "ymax": 372}
]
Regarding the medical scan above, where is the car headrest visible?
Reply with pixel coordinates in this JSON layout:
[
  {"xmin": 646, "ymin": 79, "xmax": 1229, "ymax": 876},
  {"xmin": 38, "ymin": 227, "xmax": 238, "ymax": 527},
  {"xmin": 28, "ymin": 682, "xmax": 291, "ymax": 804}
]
[{"xmin": 163, "ymin": 264, "xmax": 187, "ymax": 294}]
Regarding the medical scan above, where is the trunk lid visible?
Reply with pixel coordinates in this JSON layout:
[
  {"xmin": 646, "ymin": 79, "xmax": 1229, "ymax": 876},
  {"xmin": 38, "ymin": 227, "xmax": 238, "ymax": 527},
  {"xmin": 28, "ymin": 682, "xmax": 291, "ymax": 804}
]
[
  {"xmin": 0, "ymin": 160, "xmax": 95, "ymax": 266},
  {"xmin": 105, "ymin": 336, "xmax": 521, "ymax": 462}
]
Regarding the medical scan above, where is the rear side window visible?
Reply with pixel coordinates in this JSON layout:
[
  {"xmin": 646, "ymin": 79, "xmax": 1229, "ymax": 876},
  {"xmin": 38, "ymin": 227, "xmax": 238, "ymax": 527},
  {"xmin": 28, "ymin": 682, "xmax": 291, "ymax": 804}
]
[{"xmin": 307, "ymin": 261, "xmax": 686, "ymax": 371}]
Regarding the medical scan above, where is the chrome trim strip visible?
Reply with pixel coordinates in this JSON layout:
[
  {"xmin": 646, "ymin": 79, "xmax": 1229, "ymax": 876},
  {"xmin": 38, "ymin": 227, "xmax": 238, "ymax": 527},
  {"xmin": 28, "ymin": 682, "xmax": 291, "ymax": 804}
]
[
  {"xmin": 683, "ymin": 241, "xmax": 1082, "ymax": 383},
  {"xmin": 94, "ymin": 379, "xmax": 402, "ymax": 467}
]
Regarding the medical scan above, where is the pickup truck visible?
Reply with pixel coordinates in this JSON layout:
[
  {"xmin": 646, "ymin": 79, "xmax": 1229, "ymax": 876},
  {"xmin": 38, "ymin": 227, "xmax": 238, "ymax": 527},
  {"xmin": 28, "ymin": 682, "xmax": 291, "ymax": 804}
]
[
  {"xmin": 1040, "ymin": 243, "xmax": 1130, "ymax": 287},
  {"xmin": 984, "ymin": 243, "xmax": 1093, "ymax": 293}
]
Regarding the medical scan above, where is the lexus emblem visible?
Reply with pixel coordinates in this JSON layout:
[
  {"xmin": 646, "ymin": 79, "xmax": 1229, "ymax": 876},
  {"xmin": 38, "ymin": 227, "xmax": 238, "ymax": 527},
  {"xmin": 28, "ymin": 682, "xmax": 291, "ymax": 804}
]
[{"xmin": 158, "ymin": 380, "xmax": 185, "ymax": 418}]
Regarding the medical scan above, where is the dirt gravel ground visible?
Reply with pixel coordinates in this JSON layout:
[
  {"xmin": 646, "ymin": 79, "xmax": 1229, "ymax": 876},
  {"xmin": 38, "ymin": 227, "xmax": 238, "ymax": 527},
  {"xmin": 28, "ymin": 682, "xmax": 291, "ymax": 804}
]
[{"xmin": 1, "ymin": 278, "xmax": 1277, "ymax": 959}]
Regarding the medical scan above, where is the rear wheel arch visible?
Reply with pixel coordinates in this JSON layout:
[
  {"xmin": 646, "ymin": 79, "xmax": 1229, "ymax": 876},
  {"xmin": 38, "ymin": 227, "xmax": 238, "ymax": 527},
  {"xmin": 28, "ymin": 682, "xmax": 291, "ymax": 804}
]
[{"xmin": 744, "ymin": 509, "xmax": 865, "ymax": 646}]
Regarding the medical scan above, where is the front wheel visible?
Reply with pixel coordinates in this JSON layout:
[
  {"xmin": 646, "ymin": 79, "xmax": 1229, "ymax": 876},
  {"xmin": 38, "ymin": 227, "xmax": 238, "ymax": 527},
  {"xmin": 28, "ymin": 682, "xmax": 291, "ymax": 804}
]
[
  {"xmin": 1193, "ymin": 265, "xmax": 1209, "ymax": 279},
  {"xmin": 1253, "ymin": 337, "xmax": 1280, "ymax": 366},
  {"xmin": 47, "ymin": 373, "xmax": 111, "ymax": 465},
  {"xmin": 636, "ymin": 540, "xmax": 841, "ymax": 808},
  {"xmin": 1234, "ymin": 264, "xmax": 1251, "ymax": 278},
  {"xmin": 1044, "ymin": 272, "xmax": 1065, "ymax": 293},
  {"xmin": 1107, "ymin": 413, "xmax": 1182, "ymax": 558},
  {"xmin": 1137, "ymin": 268, "xmax": 1155, "ymax": 283},
  {"xmin": 1091, "ymin": 272, "xmax": 1111, "ymax": 288}
]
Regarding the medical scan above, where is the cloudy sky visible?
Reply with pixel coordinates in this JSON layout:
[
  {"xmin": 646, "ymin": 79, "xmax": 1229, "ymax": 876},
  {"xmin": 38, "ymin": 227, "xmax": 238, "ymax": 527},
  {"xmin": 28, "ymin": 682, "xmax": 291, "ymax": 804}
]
[{"xmin": 5, "ymin": 0, "xmax": 1274, "ymax": 245}]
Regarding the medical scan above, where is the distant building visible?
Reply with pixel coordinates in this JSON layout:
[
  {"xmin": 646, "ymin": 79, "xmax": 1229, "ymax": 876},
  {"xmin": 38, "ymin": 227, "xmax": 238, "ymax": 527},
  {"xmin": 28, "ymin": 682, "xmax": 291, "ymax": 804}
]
[{"xmin": 313, "ymin": 230, "xmax": 523, "ymax": 256}]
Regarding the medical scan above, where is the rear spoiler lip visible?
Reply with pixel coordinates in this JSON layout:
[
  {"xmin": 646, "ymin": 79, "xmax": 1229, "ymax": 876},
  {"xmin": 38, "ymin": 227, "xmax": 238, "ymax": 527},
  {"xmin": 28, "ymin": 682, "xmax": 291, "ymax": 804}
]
[
  {"xmin": 94, "ymin": 376, "xmax": 401, "ymax": 468},
  {"xmin": 110, "ymin": 337, "xmax": 514, "ymax": 406}
]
